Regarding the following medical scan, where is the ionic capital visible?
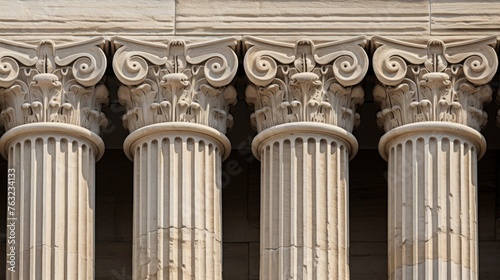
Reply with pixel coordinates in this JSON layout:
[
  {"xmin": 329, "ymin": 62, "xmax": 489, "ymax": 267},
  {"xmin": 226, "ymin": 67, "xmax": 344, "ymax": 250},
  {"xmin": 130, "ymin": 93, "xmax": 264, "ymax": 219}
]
[
  {"xmin": 113, "ymin": 37, "xmax": 238, "ymax": 134},
  {"xmin": 373, "ymin": 36, "xmax": 498, "ymax": 132},
  {"xmin": 244, "ymin": 36, "xmax": 368, "ymax": 133},
  {"xmin": 0, "ymin": 37, "xmax": 109, "ymax": 135}
]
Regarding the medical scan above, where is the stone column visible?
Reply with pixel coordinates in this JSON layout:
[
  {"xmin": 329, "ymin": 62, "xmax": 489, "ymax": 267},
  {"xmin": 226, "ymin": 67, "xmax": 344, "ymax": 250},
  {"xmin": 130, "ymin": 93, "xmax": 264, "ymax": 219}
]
[
  {"xmin": 244, "ymin": 36, "xmax": 368, "ymax": 279},
  {"xmin": 112, "ymin": 37, "xmax": 237, "ymax": 279},
  {"xmin": 372, "ymin": 36, "xmax": 498, "ymax": 280},
  {"xmin": 0, "ymin": 38, "xmax": 109, "ymax": 279}
]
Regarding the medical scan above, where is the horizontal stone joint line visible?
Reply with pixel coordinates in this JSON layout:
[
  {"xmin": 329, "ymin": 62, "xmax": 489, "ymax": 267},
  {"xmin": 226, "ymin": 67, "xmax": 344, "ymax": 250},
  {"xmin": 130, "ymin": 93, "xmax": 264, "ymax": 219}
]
[{"xmin": 135, "ymin": 226, "xmax": 221, "ymax": 243}]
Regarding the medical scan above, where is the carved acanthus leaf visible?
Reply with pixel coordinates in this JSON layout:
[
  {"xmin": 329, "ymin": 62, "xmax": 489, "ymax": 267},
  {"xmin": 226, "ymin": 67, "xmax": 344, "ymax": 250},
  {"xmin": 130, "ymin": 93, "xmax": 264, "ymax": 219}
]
[
  {"xmin": 372, "ymin": 36, "xmax": 497, "ymax": 132},
  {"xmin": 0, "ymin": 38, "xmax": 108, "ymax": 134},
  {"xmin": 243, "ymin": 36, "xmax": 368, "ymax": 133},
  {"xmin": 113, "ymin": 37, "xmax": 238, "ymax": 134}
]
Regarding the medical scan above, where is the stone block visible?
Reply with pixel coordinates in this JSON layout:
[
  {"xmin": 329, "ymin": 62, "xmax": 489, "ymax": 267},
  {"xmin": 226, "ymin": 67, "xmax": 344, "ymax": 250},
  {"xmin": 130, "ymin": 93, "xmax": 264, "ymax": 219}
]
[
  {"xmin": 176, "ymin": 0, "xmax": 430, "ymax": 37},
  {"xmin": 0, "ymin": 0, "xmax": 175, "ymax": 40},
  {"xmin": 431, "ymin": 0, "xmax": 500, "ymax": 36}
]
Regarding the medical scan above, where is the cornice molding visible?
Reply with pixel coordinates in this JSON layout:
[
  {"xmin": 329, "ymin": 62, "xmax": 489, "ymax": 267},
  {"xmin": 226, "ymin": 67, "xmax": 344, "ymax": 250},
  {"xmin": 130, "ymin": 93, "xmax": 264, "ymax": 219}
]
[
  {"xmin": 243, "ymin": 36, "xmax": 368, "ymax": 133},
  {"xmin": 372, "ymin": 36, "xmax": 497, "ymax": 132},
  {"xmin": 0, "ymin": 37, "xmax": 108, "ymax": 135},
  {"xmin": 113, "ymin": 36, "xmax": 238, "ymax": 134}
]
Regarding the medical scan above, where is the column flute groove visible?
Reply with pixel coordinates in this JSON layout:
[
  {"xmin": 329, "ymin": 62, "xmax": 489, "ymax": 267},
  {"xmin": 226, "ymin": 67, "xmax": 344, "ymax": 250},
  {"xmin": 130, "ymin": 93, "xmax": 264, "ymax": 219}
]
[
  {"xmin": 373, "ymin": 35, "xmax": 498, "ymax": 280},
  {"xmin": 244, "ymin": 36, "xmax": 368, "ymax": 279}
]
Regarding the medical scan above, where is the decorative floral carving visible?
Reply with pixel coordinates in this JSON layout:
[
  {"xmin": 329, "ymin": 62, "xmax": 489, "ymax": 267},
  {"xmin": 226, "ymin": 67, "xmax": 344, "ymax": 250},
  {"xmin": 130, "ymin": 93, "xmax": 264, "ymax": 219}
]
[
  {"xmin": 0, "ymin": 38, "xmax": 109, "ymax": 134},
  {"xmin": 113, "ymin": 37, "xmax": 238, "ymax": 134},
  {"xmin": 372, "ymin": 36, "xmax": 497, "ymax": 132},
  {"xmin": 243, "ymin": 36, "xmax": 368, "ymax": 133}
]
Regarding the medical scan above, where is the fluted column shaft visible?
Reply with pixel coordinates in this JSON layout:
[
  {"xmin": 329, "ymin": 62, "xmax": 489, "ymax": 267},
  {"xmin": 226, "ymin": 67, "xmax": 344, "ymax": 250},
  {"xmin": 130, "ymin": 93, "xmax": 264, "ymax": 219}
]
[
  {"xmin": 244, "ymin": 36, "xmax": 368, "ymax": 279},
  {"xmin": 0, "ymin": 38, "xmax": 108, "ymax": 279},
  {"xmin": 372, "ymin": 36, "xmax": 498, "ymax": 280},
  {"xmin": 113, "ymin": 37, "xmax": 238, "ymax": 280},
  {"xmin": 123, "ymin": 123, "xmax": 229, "ymax": 279},
  {"xmin": 0, "ymin": 124, "xmax": 104, "ymax": 279},
  {"xmin": 380, "ymin": 123, "xmax": 484, "ymax": 279},
  {"xmin": 253, "ymin": 123, "xmax": 356, "ymax": 280}
]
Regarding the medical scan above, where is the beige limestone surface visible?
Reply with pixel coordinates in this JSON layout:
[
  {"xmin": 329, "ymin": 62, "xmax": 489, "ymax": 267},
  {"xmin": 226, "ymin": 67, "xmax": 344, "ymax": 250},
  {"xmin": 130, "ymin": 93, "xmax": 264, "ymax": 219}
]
[
  {"xmin": 2, "ymin": 0, "xmax": 500, "ymax": 42},
  {"xmin": 1, "ymin": 1, "xmax": 500, "ymax": 279},
  {"xmin": 373, "ymin": 36, "xmax": 498, "ymax": 280},
  {"xmin": 113, "ymin": 36, "xmax": 237, "ymax": 279},
  {"xmin": 0, "ymin": 38, "xmax": 109, "ymax": 278},
  {"xmin": 245, "ymin": 36, "xmax": 368, "ymax": 279}
]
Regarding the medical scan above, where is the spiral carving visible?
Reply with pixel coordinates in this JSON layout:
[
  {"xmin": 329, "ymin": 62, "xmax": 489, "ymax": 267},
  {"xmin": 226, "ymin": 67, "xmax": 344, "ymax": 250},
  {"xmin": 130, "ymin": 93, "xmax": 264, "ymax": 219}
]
[
  {"xmin": 72, "ymin": 56, "xmax": 100, "ymax": 87},
  {"xmin": 244, "ymin": 37, "xmax": 368, "ymax": 133},
  {"xmin": 203, "ymin": 55, "xmax": 235, "ymax": 88},
  {"xmin": 244, "ymin": 51, "xmax": 279, "ymax": 87},
  {"xmin": 113, "ymin": 37, "xmax": 238, "ymax": 133},
  {"xmin": 374, "ymin": 53, "xmax": 408, "ymax": 86},
  {"xmin": 114, "ymin": 53, "xmax": 149, "ymax": 86},
  {"xmin": 0, "ymin": 38, "xmax": 109, "ymax": 134},
  {"xmin": 373, "ymin": 36, "xmax": 497, "ymax": 132},
  {"xmin": 53, "ymin": 39, "xmax": 107, "ymax": 87},
  {"xmin": 463, "ymin": 54, "xmax": 489, "ymax": 85},
  {"xmin": 332, "ymin": 53, "xmax": 365, "ymax": 87},
  {"xmin": 373, "ymin": 36, "xmax": 498, "ymax": 88},
  {"xmin": 0, "ymin": 57, "xmax": 20, "ymax": 88}
]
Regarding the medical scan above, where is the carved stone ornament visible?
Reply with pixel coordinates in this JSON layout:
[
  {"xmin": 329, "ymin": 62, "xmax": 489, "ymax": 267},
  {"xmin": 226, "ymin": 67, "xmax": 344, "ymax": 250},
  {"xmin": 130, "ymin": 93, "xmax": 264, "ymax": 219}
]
[
  {"xmin": 113, "ymin": 37, "xmax": 238, "ymax": 134},
  {"xmin": 0, "ymin": 37, "xmax": 109, "ymax": 135},
  {"xmin": 372, "ymin": 36, "xmax": 498, "ymax": 132},
  {"xmin": 244, "ymin": 36, "xmax": 368, "ymax": 133}
]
